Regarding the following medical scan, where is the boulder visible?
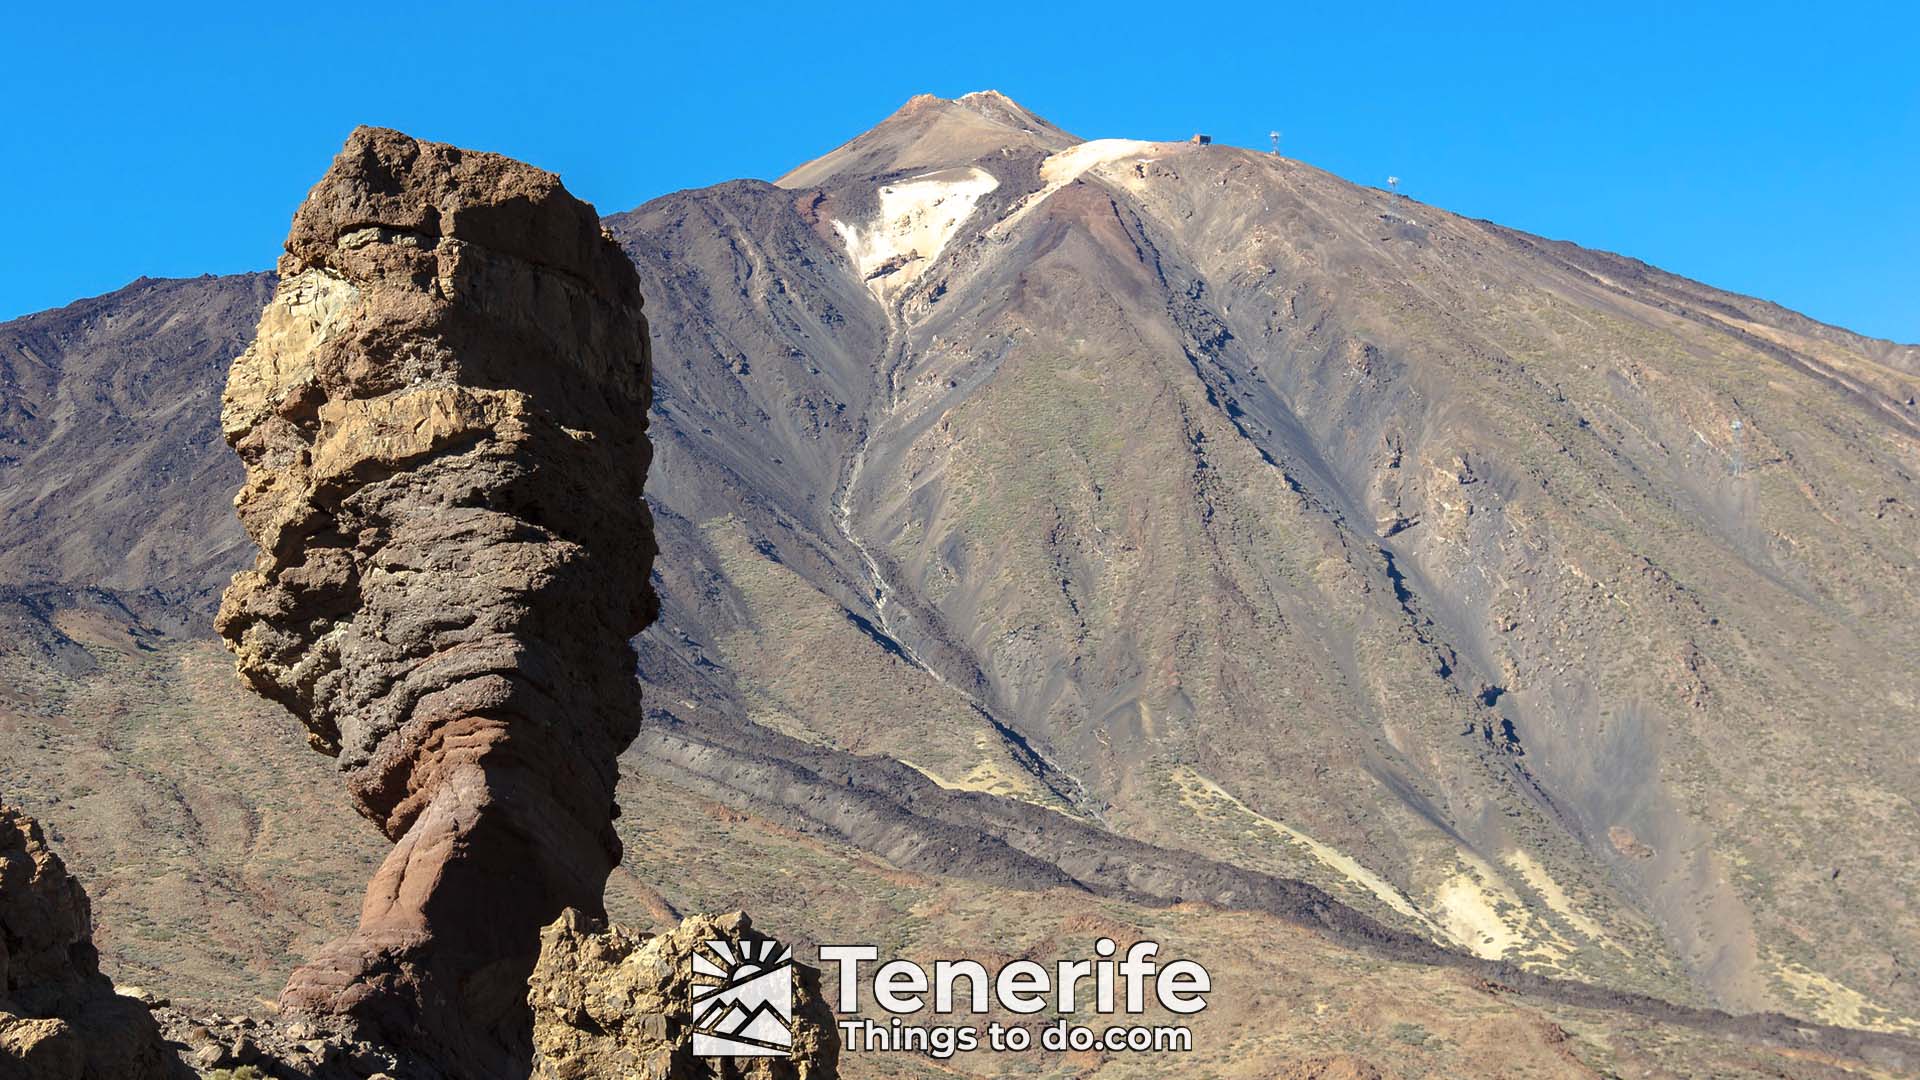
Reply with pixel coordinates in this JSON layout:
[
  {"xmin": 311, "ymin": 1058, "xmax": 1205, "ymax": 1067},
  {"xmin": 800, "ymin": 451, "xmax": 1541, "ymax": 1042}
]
[{"xmin": 0, "ymin": 804, "xmax": 172, "ymax": 1080}]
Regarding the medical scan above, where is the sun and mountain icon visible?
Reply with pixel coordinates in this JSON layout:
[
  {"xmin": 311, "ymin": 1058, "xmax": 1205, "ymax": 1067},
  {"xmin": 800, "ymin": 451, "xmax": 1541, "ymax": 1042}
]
[{"xmin": 691, "ymin": 936, "xmax": 797, "ymax": 1057}]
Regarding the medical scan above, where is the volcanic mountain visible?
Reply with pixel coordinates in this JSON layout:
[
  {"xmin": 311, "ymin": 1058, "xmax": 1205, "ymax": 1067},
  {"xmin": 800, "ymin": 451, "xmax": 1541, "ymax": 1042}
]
[{"xmin": 3, "ymin": 91, "xmax": 1918, "ymax": 1075}]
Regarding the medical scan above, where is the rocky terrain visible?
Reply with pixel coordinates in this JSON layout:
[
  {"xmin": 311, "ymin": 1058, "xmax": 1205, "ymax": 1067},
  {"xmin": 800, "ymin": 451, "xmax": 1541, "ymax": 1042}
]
[
  {"xmin": 529, "ymin": 909, "xmax": 838, "ymax": 1079},
  {"xmin": 1, "ymin": 92, "xmax": 1918, "ymax": 1076}
]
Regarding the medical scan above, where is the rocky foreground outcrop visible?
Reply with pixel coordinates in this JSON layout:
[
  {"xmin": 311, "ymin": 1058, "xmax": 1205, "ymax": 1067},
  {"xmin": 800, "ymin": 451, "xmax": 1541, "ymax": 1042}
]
[
  {"xmin": 215, "ymin": 126, "xmax": 658, "ymax": 1075},
  {"xmin": 0, "ymin": 805, "xmax": 173, "ymax": 1080},
  {"xmin": 530, "ymin": 910, "xmax": 838, "ymax": 1080}
]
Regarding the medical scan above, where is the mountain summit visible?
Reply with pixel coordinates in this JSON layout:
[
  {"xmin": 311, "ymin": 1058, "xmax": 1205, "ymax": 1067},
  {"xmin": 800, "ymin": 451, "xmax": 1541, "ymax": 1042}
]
[{"xmin": 777, "ymin": 90, "xmax": 1077, "ymax": 188}]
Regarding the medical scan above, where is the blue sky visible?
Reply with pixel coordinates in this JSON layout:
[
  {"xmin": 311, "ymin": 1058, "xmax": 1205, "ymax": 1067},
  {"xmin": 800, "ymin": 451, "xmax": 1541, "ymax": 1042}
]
[{"xmin": 3, "ymin": 2, "xmax": 1915, "ymax": 340}]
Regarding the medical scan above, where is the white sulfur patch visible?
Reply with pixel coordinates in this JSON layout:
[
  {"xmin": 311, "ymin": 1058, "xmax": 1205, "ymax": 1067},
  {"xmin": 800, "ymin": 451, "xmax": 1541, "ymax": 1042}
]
[
  {"xmin": 1039, "ymin": 138, "xmax": 1166, "ymax": 187},
  {"xmin": 1432, "ymin": 869, "xmax": 1530, "ymax": 960},
  {"xmin": 832, "ymin": 166, "xmax": 1001, "ymax": 300},
  {"xmin": 1502, "ymin": 849, "xmax": 1619, "ymax": 951},
  {"xmin": 1171, "ymin": 768, "xmax": 1449, "ymax": 939},
  {"xmin": 831, "ymin": 141, "xmax": 1180, "ymax": 303},
  {"xmin": 989, "ymin": 139, "xmax": 1172, "ymax": 239}
]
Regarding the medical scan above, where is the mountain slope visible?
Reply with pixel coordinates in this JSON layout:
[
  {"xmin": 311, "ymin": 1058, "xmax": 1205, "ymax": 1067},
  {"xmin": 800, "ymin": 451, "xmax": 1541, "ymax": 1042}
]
[
  {"xmin": 0, "ymin": 274, "xmax": 269, "ymax": 624},
  {"xmin": 626, "ymin": 91, "xmax": 1920, "ymax": 1025},
  {"xmin": 3, "ymin": 92, "xmax": 1918, "ymax": 1068}
]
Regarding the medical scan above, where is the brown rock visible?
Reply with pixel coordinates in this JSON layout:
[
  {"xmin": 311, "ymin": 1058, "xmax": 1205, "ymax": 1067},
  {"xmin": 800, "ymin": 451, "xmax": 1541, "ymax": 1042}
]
[
  {"xmin": 529, "ymin": 909, "xmax": 838, "ymax": 1080},
  {"xmin": 1607, "ymin": 825, "xmax": 1657, "ymax": 860},
  {"xmin": 215, "ymin": 126, "xmax": 657, "ymax": 1076},
  {"xmin": 0, "ymin": 1017, "xmax": 82, "ymax": 1080},
  {"xmin": 0, "ymin": 805, "xmax": 172, "ymax": 1080}
]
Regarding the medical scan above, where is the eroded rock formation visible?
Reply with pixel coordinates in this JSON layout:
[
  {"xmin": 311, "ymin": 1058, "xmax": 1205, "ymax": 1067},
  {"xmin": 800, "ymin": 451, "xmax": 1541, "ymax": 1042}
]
[
  {"xmin": 0, "ymin": 805, "xmax": 172, "ymax": 1080},
  {"xmin": 215, "ymin": 127, "xmax": 657, "ymax": 1074},
  {"xmin": 529, "ymin": 910, "xmax": 838, "ymax": 1080}
]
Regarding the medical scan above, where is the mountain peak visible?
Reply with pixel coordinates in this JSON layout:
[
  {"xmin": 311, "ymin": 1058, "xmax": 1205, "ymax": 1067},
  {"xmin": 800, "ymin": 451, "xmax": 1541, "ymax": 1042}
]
[
  {"xmin": 953, "ymin": 89, "xmax": 1048, "ymax": 129},
  {"xmin": 777, "ymin": 90, "xmax": 1077, "ymax": 190}
]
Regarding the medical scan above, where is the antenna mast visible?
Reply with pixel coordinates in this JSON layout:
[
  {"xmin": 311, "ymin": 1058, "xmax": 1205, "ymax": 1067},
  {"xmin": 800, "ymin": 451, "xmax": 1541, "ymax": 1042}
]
[
  {"xmin": 1269, "ymin": 130, "xmax": 1281, "ymax": 156},
  {"xmin": 1730, "ymin": 418, "xmax": 1744, "ymax": 477}
]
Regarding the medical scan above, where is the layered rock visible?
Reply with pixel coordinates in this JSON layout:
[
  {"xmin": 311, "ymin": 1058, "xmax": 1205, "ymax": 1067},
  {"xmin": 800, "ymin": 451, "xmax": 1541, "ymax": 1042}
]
[
  {"xmin": 529, "ymin": 910, "xmax": 838, "ymax": 1080},
  {"xmin": 0, "ymin": 804, "xmax": 172, "ymax": 1080},
  {"xmin": 215, "ymin": 127, "xmax": 657, "ymax": 1075}
]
